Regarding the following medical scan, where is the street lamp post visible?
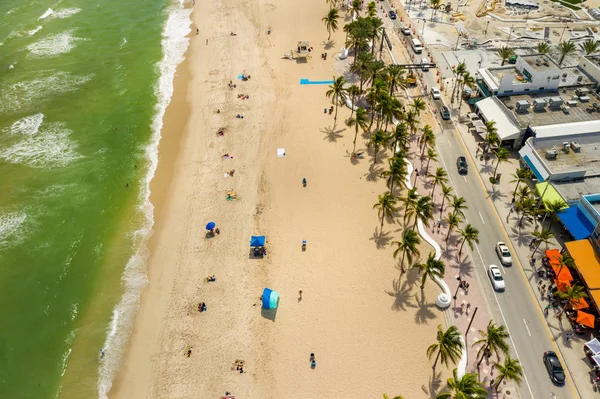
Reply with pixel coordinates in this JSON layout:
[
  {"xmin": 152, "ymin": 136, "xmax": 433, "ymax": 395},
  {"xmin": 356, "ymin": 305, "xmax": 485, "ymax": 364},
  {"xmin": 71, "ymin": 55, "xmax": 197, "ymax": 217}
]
[
  {"xmin": 453, "ymin": 276, "xmax": 462, "ymax": 302},
  {"xmin": 506, "ymin": 25, "xmax": 514, "ymax": 46},
  {"xmin": 559, "ymin": 24, "xmax": 569, "ymax": 42},
  {"xmin": 484, "ymin": 20, "xmax": 490, "ymax": 36},
  {"xmin": 422, "ymin": 18, "xmax": 426, "ymax": 37}
]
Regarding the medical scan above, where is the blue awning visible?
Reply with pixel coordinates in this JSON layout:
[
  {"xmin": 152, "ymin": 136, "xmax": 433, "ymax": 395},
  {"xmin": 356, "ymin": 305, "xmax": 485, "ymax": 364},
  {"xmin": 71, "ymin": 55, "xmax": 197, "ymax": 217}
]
[
  {"xmin": 250, "ymin": 235, "xmax": 266, "ymax": 247},
  {"xmin": 558, "ymin": 206, "xmax": 595, "ymax": 240},
  {"xmin": 523, "ymin": 155, "xmax": 544, "ymax": 182}
]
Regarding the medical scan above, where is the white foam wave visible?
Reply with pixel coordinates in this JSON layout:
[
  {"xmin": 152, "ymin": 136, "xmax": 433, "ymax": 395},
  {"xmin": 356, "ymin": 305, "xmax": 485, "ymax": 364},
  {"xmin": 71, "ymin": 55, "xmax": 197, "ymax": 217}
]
[
  {"xmin": 119, "ymin": 37, "xmax": 127, "ymax": 50},
  {"xmin": 0, "ymin": 72, "xmax": 93, "ymax": 113},
  {"xmin": 97, "ymin": 1, "xmax": 192, "ymax": 397},
  {"xmin": 0, "ymin": 115, "xmax": 82, "ymax": 168},
  {"xmin": 0, "ymin": 212, "xmax": 27, "ymax": 249},
  {"xmin": 54, "ymin": 8, "xmax": 82, "ymax": 19},
  {"xmin": 39, "ymin": 8, "xmax": 54, "ymax": 20},
  {"xmin": 27, "ymin": 30, "xmax": 84, "ymax": 58},
  {"xmin": 29, "ymin": 26, "xmax": 43, "ymax": 36}
]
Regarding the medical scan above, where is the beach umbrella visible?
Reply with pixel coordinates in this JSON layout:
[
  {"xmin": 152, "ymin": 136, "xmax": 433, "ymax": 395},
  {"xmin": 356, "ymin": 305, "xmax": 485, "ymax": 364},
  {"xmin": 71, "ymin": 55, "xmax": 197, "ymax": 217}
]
[
  {"xmin": 576, "ymin": 310, "xmax": 596, "ymax": 328},
  {"xmin": 570, "ymin": 297, "xmax": 589, "ymax": 310},
  {"xmin": 261, "ymin": 287, "xmax": 280, "ymax": 309},
  {"xmin": 551, "ymin": 263, "xmax": 573, "ymax": 283},
  {"xmin": 554, "ymin": 279, "xmax": 570, "ymax": 292},
  {"xmin": 206, "ymin": 222, "xmax": 216, "ymax": 230}
]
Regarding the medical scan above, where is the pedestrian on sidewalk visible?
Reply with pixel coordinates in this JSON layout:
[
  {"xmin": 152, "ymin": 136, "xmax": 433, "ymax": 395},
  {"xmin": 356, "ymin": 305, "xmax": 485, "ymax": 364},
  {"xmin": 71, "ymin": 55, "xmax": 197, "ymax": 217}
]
[
  {"xmin": 544, "ymin": 304, "xmax": 550, "ymax": 316},
  {"xmin": 537, "ymin": 280, "xmax": 543, "ymax": 290},
  {"xmin": 566, "ymin": 332, "xmax": 573, "ymax": 341}
]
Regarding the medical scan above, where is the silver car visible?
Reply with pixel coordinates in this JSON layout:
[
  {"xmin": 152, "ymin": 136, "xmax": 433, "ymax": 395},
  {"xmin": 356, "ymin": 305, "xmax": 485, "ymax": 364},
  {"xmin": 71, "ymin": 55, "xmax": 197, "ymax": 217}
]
[
  {"xmin": 431, "ymin": 87, "xmax": 441, "ymax": 100},
  {"xmin": 495, "ymin": 242, "xmax": 513, "ymax": 266},
  {"xmin": 488, "ymin": 265, "xmax": 505, "ymax": 291}
]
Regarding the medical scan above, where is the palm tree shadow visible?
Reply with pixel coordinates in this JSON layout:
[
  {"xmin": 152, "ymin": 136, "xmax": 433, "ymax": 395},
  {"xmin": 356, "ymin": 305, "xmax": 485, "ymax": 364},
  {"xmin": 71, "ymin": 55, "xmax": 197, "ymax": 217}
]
[
  {"xmin": 365, "ymin": 163, "xmax": 384, "ymax": 181},
  {"xmin": 509, "ymin": 225, "xmax": 532, "ymax": 247},
  {"xmin": 479, "ymin": 163, "xmax": 494, "ymax": 175},
  {"xmin": 415, "ymin": 288, "xmax": 438, "ymax": 324},
  {"xmin": 320, "ymin": 125, "xmax": 345, "ymax": 142},
  {"xmin": 370, "ymin": 228, "xmax": 393, "ymax": 249},
  {"xmin": 457, "ymin": 256, "xmax": 474, "ymax": 278},
  {"xmin": 323, "ymin": 40, "xmax": 336, "ymax": 50},
  {"xmin": 387, "ymin": 278, "xmax": 418, "ymax": 311},
  {"xmin": 486, "ymin": 188, "xmax": 507, "ymax": 202},
  {"xmin": 422, "ymin": 370, "xmax": 444, "ymax": 398}
]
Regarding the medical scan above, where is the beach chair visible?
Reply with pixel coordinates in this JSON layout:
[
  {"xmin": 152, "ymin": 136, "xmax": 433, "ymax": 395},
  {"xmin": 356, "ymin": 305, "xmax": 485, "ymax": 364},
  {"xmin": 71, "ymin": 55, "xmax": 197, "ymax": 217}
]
[{"xmin": 226, "ymin": 191, "xmax": 238, "ymax": 200}]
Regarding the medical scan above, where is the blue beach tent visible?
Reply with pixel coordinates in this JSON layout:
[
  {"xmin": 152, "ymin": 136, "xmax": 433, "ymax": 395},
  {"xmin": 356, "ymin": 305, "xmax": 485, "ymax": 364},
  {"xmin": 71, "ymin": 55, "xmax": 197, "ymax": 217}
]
[
  {"xmin": 262, "ymin": 288, "xmax": 280, "ymax": 309},
  {"xmin": 250, "ymin": 236, "xmax": 266, "ymax": 247}
]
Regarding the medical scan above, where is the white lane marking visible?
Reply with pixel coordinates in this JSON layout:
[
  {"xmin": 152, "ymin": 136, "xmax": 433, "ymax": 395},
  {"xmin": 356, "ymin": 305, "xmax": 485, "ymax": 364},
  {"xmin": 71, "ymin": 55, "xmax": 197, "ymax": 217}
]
[
  {"xmin": 447, "ymin": 139, "xmax": 453, "ymax": 148},
  {"xmin": 478, "ymin": 211, "xmax": 485, "ymax": 224},
  {"xmin": 463, "ymin": 175, "xmax": 467, "ymax": 183},
  {"xmin": 523, "ymin": 318, "xmax": 532, "ymax": 337}
]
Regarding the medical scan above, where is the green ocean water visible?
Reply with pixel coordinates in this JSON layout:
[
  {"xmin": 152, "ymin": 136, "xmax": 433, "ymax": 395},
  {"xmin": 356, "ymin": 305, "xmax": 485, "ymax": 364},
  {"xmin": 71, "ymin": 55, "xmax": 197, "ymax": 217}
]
[{"xmin": 0, "ymin": 0, "xmax": 191, "ymax": 397}]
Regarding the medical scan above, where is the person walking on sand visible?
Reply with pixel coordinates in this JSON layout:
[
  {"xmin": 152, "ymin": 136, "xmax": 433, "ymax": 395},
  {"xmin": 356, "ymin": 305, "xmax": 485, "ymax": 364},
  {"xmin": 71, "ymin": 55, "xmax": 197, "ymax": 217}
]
[{"xmin": 196, "ymin": 28, "xmax": 199, "ymax": 35}]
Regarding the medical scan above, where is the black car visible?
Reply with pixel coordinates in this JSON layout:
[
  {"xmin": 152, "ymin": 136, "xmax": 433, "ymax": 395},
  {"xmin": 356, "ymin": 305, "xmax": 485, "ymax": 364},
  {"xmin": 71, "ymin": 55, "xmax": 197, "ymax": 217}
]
[
  {"xmin": 543, "ymin": 351, "xmax": 566, "ymax": 385},
  {"xmin": 440, "ymin": 106, "xmax": 450, "ymax": 120},
  {"xmin": 456, "ymin": 156, "xmax": 468, "ymax": 174}
]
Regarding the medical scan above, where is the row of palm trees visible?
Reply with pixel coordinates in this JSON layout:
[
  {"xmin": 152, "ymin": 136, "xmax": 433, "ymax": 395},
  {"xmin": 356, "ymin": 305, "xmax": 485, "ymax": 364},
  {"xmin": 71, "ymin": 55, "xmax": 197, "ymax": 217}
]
[
  {"xmin": 496, "ymin": 39, "xmax": 599, "ymax": 67},
  {"xmin": 424, "ymin": 320, "xmax": 524, "ymax": 397}
]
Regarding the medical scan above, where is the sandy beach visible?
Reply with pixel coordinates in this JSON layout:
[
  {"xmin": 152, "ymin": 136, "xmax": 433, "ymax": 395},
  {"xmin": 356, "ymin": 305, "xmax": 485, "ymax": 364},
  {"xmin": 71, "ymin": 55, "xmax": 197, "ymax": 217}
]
[{"xmin": 109, "ymin": 0, "xmax": 450, "ymax": 397}]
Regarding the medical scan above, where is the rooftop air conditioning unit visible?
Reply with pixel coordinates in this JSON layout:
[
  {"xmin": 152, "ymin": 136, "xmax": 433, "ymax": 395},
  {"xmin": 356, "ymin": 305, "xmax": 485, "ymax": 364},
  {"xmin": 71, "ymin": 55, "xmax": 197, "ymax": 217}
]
[
  {"xmin": 580, "ymin": 95, "xmax": 591, "ymax": 103},
  {"xmin": 515, "ymin": 100, "xmax": 531, "ymax": 111},
  {"xmin": 576, "ymin": 87, "xmax": 590, "ymax": 96},
  {"xmin": 563, "ymin": 142, "xmax": 571, "ymax": 153},
  {"xmin": 571, "ymin": 141, "xmax": 582, "ymax": 152},
  {"xmin": 546, "ymin": 150, "xmax": 558, "ymax": 159},
  {"xmin": 549, "ymin": 97, "xmax": 564, "ymax": 108},
  {"xmin": 566, "ymin": 100, "xmax": 578, "ymax": 107},
  {"xmin": 533, "ymin": 98, "xmax": 547, "ymax": 109}
]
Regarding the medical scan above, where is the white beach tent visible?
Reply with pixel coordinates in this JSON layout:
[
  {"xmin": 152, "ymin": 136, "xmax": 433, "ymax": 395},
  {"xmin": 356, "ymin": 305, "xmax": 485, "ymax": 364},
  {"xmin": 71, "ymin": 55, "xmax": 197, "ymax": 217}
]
[{"xmin": 585, "ymin": 337, "xmax": 600, "ymax": 355}]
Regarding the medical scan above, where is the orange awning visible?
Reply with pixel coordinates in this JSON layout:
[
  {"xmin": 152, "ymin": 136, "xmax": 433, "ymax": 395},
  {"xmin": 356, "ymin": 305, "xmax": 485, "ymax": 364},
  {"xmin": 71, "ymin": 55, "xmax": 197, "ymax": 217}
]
[
  {"xmin": 577, "ymin": 310, "xmax": 596, "ymax": 328},
  {"xmin": 546, "ymin": 249, "xmax": 561, "ymax": 261},
  {"xmin": 552, "ymin": 264, "xmax": 573, "ymax": 282},
  {"xmin": 555, "ymin": 279, "xmax": 571, "ymax": 292},
  {"xmin": 565, "ymin": 240, "xmax": 600, "ymax": 289},
  {"xmin": 570, "ymin": 297, "xmax": 589, "ymax": 310}
]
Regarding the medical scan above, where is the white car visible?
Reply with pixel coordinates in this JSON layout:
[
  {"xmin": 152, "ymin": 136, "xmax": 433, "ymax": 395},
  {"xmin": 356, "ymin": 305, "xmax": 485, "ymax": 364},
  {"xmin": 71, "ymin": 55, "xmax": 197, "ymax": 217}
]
[
  {"xmin": 421, "ymin": 58, "xmax": 430, "ymax": 71},
  {"xmin": 495, "ymin": 242, "xmax": 513, "ymax": 266},
  {"xmin": 488, "ymin": 265, "xmax": 505, "ymax": 291},
  {"xmin": 431, "ymin": 87, "xmax": 441, "ymax": 100}
]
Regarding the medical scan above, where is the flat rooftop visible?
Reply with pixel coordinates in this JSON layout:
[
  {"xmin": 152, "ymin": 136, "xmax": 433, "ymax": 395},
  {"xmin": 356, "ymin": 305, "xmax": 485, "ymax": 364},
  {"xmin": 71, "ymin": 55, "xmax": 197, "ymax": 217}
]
[
  {"xmin": 554, "ymin": 178, "xmax": 600, "ymax": 202},
  {"xmin": 499, "ymin": 88, "xmax": 600, "ymax": 129},
  {"xmin": 532, "ymin": 133, "xmax": 600, "ymax": 178},
  {"xmin": 520, "ymin": 54, "xmax": 560, "ymax": 72},
  {"xmin": 486, "ymin": 65, "xmax": 594, "ymax": 90}
]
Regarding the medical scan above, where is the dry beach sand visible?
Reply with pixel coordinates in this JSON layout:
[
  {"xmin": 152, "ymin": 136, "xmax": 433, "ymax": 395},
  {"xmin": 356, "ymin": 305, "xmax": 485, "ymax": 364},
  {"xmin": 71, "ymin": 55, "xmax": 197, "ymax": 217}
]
[{"xmin": 109, "ymin": 0, "xmax": 450, "ymax": 397}]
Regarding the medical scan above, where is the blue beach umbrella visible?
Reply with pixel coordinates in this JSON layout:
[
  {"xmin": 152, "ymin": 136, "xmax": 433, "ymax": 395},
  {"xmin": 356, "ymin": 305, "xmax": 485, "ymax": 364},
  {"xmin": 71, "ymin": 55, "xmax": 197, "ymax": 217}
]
[{"xmin": 205, "ymin": 222, "xmax": 216, "ymax": 230}]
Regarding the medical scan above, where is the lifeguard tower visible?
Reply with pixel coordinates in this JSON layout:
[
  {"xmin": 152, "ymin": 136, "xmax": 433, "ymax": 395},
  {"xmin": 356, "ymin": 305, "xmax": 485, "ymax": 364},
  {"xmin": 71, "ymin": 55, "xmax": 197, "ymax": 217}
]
[{"xmin": 294, "ymin": 41, "xmax": 310, "ymax": 59}]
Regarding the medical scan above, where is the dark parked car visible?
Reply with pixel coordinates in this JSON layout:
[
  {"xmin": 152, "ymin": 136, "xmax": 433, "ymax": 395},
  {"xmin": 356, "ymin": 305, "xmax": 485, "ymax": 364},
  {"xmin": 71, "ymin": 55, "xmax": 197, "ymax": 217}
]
[
  {"xmin": 440, "ymin": 106, "xmax": 450, "ymax": 120},
  {"xmin": 389, "ymin": 11, "xmax": 397, "ymax": 20},
  {"xmin": 543, "ymin": 351, "xmax": 566, "ymax": 386},
  {"xmin": 456, "ymin": 156, "xmax": 468, "ymax": 174}
]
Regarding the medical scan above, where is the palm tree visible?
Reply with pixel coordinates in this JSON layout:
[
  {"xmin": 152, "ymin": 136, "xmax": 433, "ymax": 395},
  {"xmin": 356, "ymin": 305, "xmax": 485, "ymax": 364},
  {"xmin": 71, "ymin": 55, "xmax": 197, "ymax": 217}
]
[
  {"xmin": 424, "ymin": 148, "xmax": 438, "ymax": 175},
  {"xmin": 458, "ymin": 71, "xmax": 475, "ymax": 111},
  {"xmin": 436, "ymin": 369, "xmax": 487, "ymax": 399},
  {"xmin": 532, "ymin": 228, "xmax": 554, "ymax": 255},
  {"xmin": 445, "ymin": 211, "xmax": 462, "ymax": 242},
  {"xmin": 483, "ymin": 121, "xmax": 499, "ymax": 154},
  {"xmin": 367, "ymin": 129, "xmax": 390, "ymax": 164},
  {"xmin": 347, "ymin": 84, "xmax": 361, "ymax": 117},
  {"xmin": 493, "ymin": 355, "xmax": 523, "ymax": 392},
  {"xmin": 557, "ymin": 41, "xmax": 576, "ymax": 65},
  {"xmin": 368, "ymin": 16, "xmax": 385, "ymax": 55},
  {"xmin": 410, "ymin": 98, "xmax": 426, "ymax": 116},
  {"xmin": 451, "ymin": 62, "xmax": 467, "ymax": 102},
  {"xmin": 392, "ymin": 122, "xmax": 409, "ymax": 152},
  {"xmin": 497, "ymin": 46, "xmax": 515, "ymax": 66},
  {"xmin": 510, "ymin": 167, "xmax": 533, "ymax": 199},
  {"xmin": 430, "ymin": 0, "xmax": 442, "ymax": 20},
  {"xmin": 474, "ymin": 320, "xmax": 510, "ymax": 368},
  {"xmin": 439, "ymin": 184, "xmax": 453, "ymax": 218},
  {"xmin": 516, "ymin": 185, "xmax": 531, "ymax": 203},
  {"xmin": 367, "ymin": 59, "xmax": 386, "ymax": 87},
  {"xmin": 580, "ymin": 39, "xmax": 600, "ymax": 55},
  {"xmin": 429, "ymin": 167, "xmax": 448, "ymax": 198},
  {"xmin": 377, "ymin": 94, "xmax": 402, "ymax": 132},
  {"xmin": 384, "ymin": 64, "xmax": 406, "ymax": 96},
  {"xmin": 451, "ymin": 196, "xmax": 468, "ymax": 217},
  {"xmin": 555, "ymin": 284, "xmax": 588, "ymax": 316},
  {"xmin": 381, "ymin": 155, "xmax": 407, "ymax": 194},
  {"xmin": 322, "ymin": 8, "xmax": 340, "ymax": 41},
  {"xmin": 403, "ymin": 110, "xmax": 419, "ymax": 137},
  {"xmin": 382, "ymin": 394, "xmax": 405, "ymax": 399},
  {"xmin": 420, "ymin": 126, "xmax": 435, "ymax": 157},
  {"xmin": 542, "ymin": 198, "xmax": 567, "ymax": 229},
  {"xmin": 516, "ymin": 195, "xmax": 536, "ymax": 227},
  {"xmin": 350, "ymin": 51, "xmax": 375, "ymax": 93},
  {"xmin": 325, "ymin": 0, "xmax": 337, "ymax": 9},
  {"xmin": 414, "ymin": 253, "xmax": 445, "ymax": 289},
  {"xmin": 537, "ymin": 42, "xmax": 551, "ymax": 54},
  {"xmin": 326, "ymin": 76, "xmax": 347, "ymax": 124},
  {"xmin": 349, "ymin": 0, "xmax": 361, "ymax": 18},
  {"xmin": 392, "ymin": 229, "xmax": 421, "ymax": 272},
  {"xmin": 401, "ymin": 187, "xmax": 419, "ymax": 225},
  {"xmin": 347, "ymin": 107, "xmax": 370, "ymax": 154},
  {"xmin": 426, "ymin": 325, "xmax": 464, "ymax": 373},
  {"xmin": 492, "ymin": 147, "xmax": 510, "ymax": 182},
  {"xmin": 367, "ymin": 1, "xmax": 377, "ymax": 17},
  {"xmin": 412, "ymin": 195, "xmax": 435, "ymax": 232},
  {"xmin": 373, "ymin": 192, "xmax": 397, "ymax": 230},
  {"xmin": 458, "ymin": 224, "xmax": 479, "ymax": 256}
]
